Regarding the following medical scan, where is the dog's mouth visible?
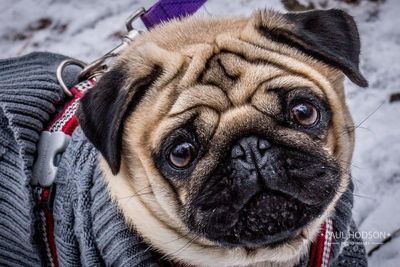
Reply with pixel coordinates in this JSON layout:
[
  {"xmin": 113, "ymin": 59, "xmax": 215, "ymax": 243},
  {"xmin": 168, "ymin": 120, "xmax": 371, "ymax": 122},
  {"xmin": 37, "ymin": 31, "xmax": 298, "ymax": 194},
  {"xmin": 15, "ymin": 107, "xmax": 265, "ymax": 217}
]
[{"xmin": 186, "ymin": 188, "xmax": 323, "ymax": 248}]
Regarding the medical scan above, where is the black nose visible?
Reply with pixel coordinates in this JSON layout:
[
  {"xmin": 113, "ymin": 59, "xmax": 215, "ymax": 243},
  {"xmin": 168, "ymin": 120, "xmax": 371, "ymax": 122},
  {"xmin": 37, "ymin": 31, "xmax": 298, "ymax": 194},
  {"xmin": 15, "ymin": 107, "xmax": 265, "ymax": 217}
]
[
  {"xmin": 225, "ymin": 136, "xmax": 273, "ymax": 207},
  {"xmin": 231, "ymin": 135, "xmax": 272, "ymax": 166}
]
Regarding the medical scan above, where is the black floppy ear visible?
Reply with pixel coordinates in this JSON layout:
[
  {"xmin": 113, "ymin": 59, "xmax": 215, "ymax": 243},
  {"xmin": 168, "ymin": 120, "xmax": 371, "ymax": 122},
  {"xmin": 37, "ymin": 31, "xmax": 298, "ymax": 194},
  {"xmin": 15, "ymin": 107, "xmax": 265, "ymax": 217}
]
[
  {"xmin": 260, "ymin": 9, "xmax": 368, "ymax": 87},
  {"xmin": 77, "ymin": 65, "xmax": 160, "ymax": 175}
]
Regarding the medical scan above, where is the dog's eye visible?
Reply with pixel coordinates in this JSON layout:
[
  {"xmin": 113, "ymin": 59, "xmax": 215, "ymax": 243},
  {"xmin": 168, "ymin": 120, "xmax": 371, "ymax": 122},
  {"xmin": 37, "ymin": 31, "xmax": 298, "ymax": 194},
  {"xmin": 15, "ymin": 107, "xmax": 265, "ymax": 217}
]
[
  {"xmin": 169, "ymin": 142, "xmax": 196, "ymax": 168},
  {"xmin": 290, "ymin": 102, "xmax": 320, "ymax": 127}
]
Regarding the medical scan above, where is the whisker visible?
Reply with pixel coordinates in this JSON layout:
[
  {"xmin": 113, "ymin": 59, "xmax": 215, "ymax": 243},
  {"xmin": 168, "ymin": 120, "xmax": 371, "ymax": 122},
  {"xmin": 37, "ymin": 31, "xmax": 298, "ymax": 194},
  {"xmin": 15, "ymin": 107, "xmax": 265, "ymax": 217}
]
[
  {"xmin": 117, "ymin": 185, "xmax": 153, "ymax": 200},
  {"xmin": 159, "ymin": 236, "xmax": 198, "ymax": 261},
  {"xmin": 352, "ymin": 193, "xmax": 377, "ymax": 201},
  {"xmin": 354, "ymin": 101, "xmax": 385, "ymax": 130},
  {"xmin": 338, "ymin": 101, "xmax": 385, "ymax": 137},
  {"xmin": 117, "ymin": 192, "xmax": 153, "ymax": 200}
]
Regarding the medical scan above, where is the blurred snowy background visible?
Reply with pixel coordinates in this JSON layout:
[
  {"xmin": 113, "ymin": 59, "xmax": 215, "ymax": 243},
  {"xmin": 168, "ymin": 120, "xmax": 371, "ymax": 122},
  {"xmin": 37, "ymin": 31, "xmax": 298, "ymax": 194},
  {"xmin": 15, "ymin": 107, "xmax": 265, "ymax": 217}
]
[{"xmin": 0, "ymin": 0, "xmax": 399, "ymax": 265}]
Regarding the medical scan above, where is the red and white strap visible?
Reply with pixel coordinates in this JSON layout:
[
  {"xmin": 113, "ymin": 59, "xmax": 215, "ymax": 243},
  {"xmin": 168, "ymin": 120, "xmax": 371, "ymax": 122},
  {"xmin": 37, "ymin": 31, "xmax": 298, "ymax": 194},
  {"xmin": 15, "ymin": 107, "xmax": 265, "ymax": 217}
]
[
  {"xmin": 47, "ymin": 79, "xmax": 95, "ymax": 134},
  {"xmin": 34, "ymin": 78, "xmax": 96, "ymax": 267}
]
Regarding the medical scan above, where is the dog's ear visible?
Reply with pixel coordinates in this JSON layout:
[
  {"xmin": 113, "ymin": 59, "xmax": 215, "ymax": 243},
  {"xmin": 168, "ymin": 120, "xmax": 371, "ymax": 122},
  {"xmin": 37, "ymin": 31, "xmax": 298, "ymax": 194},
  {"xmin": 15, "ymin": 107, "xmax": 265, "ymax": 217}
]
[
  {"xmin": 77, "ymin": 65, "xmax": 161, "ymax": 175},
  {"xmin": 257, "ymin": 9, "xmax": 368, "ymax": 87}
]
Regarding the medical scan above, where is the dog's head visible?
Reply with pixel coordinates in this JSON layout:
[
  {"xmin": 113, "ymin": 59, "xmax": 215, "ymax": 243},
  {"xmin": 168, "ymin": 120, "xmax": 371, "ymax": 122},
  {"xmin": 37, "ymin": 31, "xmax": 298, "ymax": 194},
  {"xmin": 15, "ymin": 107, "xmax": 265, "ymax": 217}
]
[{"xmin": 78, "ymin": 9, "xmax": 366, "ymax": 266}]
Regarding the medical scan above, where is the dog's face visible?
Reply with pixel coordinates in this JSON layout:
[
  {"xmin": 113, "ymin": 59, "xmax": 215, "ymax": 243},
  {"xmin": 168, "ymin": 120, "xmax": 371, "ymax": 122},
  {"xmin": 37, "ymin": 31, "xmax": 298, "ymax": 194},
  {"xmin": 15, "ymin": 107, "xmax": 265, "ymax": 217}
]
[{"xmin": 78, "ymin": 9, "xmax": 366, "ymax": 267}]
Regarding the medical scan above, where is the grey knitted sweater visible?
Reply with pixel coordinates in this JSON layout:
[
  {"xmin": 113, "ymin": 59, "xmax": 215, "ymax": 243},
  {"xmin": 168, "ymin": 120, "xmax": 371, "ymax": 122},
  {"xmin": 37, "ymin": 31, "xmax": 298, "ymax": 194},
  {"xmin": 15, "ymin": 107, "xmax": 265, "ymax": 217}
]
[{"xmin": 0, "ymin": 52, "xmax": 367, "ymax": 266}]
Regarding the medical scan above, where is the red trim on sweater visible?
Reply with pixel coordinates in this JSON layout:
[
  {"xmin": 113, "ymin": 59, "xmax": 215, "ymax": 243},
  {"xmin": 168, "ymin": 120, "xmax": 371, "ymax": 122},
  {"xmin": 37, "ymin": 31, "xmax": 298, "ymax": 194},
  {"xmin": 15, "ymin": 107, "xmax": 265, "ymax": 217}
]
[{"xmin": 44, "ymin": 193, "xmax": 59, "ymax": 267}]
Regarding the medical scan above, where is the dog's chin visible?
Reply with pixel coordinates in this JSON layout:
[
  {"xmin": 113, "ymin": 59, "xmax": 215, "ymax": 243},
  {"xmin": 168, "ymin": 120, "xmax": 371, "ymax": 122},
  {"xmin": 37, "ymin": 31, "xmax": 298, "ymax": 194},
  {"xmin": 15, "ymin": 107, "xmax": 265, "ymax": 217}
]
[{"xmin": 186, "ymin": 189, "xmax": 324, "ymax": 249}]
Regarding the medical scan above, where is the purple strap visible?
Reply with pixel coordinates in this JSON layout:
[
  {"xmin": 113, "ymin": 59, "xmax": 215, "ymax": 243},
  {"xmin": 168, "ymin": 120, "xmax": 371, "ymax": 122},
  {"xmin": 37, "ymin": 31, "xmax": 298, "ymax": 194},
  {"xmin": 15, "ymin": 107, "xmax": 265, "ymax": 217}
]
[{"xmin": 141, "ymin": 0, "xmax": 207, "ymax": 29}]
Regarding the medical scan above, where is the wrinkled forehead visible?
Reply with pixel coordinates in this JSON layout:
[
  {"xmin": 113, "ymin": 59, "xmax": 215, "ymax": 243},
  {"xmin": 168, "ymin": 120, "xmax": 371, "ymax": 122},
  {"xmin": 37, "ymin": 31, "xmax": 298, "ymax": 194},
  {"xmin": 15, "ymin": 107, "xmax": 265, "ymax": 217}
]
[
  {"xmin": 162, "ymin": 49, "xmax": 327, "ymax": 122},
  {"xmin": 178, "ymin": 40, "xmax": 328, "ymax": 107}
]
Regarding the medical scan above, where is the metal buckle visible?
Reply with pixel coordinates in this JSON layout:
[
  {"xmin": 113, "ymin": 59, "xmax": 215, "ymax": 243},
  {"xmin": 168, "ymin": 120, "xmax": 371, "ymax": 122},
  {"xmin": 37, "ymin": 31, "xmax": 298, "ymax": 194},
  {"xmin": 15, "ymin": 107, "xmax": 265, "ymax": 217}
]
[
  {"xmin": 79, "ymin": 7, "xmax": 146, "ymax": 80},
  {"xmin": 32, "ymin": 131, "xmax": 71, "ymax": 187},
  {"xmin": 56, "ymin": 59, "xmax": 87, "ymax": 97}
]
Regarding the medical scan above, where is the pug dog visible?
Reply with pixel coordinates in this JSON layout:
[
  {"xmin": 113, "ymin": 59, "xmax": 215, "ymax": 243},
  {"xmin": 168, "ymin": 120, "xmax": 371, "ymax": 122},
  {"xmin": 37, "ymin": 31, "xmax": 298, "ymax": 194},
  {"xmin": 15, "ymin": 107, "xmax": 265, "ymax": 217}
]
[{"xmin": 78, "ymin": 8, "xmax": 367, "ymax": 267}]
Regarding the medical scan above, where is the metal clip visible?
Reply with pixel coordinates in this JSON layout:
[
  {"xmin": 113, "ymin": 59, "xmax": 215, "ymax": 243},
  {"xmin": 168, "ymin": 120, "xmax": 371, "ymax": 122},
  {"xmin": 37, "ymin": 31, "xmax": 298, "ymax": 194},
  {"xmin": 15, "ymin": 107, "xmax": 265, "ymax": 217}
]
[
  {"xmin": 79, "ymin": 7, "xmax": 146, "ymax": 80},
  {"xmin": 32, "ymin": 131, "xmax": 71, "ymax": 187},
  {"xmin": 56, "ymin": 59, "xmax": 87, "ymax": 97}
]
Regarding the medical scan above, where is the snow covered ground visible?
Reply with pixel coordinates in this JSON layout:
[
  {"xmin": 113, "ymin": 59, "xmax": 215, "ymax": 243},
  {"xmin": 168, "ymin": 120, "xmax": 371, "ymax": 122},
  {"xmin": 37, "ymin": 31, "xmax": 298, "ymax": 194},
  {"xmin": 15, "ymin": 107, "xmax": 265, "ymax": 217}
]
[{"xmin": 1, "ymin": 0, "xmax": 399, "ymax": 265}]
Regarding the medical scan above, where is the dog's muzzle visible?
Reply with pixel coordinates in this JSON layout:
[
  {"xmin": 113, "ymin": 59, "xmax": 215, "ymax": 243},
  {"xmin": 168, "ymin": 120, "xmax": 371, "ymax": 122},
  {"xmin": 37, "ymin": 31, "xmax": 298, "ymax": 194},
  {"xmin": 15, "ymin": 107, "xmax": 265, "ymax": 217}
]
[{"xmin": 186, "ymin": 135, "xmax": 340, "ymax": 248}]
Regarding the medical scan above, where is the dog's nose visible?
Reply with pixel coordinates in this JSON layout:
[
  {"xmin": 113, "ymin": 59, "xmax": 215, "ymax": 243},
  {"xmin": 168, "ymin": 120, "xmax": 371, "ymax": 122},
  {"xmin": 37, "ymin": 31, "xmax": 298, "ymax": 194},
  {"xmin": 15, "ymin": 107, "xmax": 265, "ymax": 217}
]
[
  {"xmin": 231, "ymin": 135, "xmax": 271, "ymax": 164},
  {"xmin": 221, "ymin": 135, "xmax": 272, "ymax": 209}
]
